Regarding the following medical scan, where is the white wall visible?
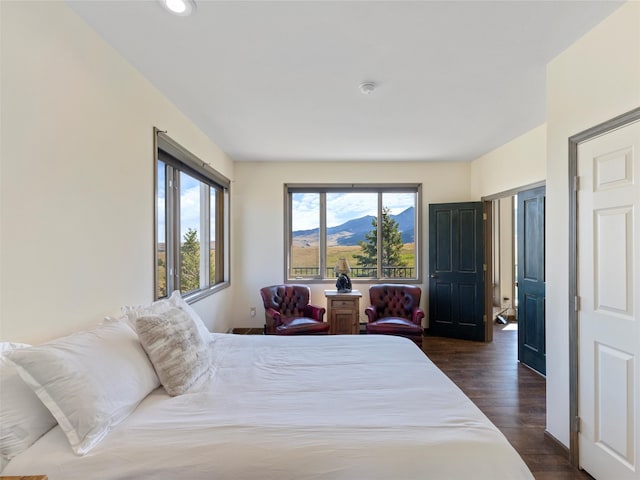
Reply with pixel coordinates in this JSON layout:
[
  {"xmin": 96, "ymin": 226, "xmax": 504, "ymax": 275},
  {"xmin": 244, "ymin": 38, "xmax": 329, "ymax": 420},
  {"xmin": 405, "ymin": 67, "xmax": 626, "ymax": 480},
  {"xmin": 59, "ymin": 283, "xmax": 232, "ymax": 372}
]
[
  {"xmin": 0, "ymin": 1, "xmax": 235, "ymax": 343},
  {"xmin": 232, "ymin": 161, "xmax": 471, "ymax": 328},
  {"xmin": 545, "ymin": 1, "xmax": 640, "ymax": 447},
  {"xmin": 470, "ymin": 124, "xmax": 546, "ymax": 199}
]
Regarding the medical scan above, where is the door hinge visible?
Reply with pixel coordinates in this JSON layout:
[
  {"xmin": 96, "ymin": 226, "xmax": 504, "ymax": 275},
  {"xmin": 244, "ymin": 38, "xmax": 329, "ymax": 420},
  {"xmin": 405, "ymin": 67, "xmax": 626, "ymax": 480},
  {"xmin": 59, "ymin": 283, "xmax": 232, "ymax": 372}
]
[
  {"xmin": 573, "ymin": 416, "xmax": 581, "ymax": 433},
  {"xmin": 483, "ymin": 212, "xmax": 487, "ymax": 220},
  {"xmin": 483, "ymin": 264, "xmax": 487, "ymax": 272},
  {"xmin": 483, "ymin": 314, "xmax": 487, "ymax": 324},
  {"xmin": 575, "ymin": 295, "xmax": 580, "ymax": 312},
  {"xmin": 573, "ymin": 176, "xmax": 580, "ymax": 192}
]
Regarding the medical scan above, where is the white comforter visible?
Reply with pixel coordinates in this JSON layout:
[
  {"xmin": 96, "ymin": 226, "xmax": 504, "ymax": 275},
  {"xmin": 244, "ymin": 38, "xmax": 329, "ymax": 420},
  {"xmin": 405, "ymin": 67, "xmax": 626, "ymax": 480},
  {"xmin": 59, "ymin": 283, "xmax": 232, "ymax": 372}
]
[{"xmin": 5, "ymin": 333, "xmax": 533, "ymax": 479}]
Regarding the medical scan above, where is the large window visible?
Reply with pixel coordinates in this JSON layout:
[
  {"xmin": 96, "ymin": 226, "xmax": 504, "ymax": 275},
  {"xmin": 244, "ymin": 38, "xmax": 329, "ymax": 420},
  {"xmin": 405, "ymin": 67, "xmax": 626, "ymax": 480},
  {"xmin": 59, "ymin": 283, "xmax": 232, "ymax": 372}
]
[
  {"xmin": 155, "ymin": 130, "xmax": 230, "ymax": 300},
  {"xmin": 285, "ymin": 184, "xmax": 421, "ymax": 282}
]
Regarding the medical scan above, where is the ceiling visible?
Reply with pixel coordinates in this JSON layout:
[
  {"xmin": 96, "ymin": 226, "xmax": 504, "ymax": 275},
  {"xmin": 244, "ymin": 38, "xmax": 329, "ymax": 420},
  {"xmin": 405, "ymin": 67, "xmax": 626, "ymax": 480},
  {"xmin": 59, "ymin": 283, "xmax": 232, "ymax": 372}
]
[{"xmin": 67, "ymin": 0, "xmax": 623, "ymax": 163}]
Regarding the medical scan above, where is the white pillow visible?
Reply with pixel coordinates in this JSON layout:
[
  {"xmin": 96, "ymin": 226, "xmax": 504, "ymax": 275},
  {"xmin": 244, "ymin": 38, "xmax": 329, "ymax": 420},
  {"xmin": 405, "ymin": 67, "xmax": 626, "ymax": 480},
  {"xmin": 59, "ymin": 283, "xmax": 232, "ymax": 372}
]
[
  {"xmin": 136, "ymin": 306, "xmax": 211, "ymax": 396},
  {"xmin": 1, "ymin": 343, "xmax": 57, "ymax": 466},
  {"xmin": 0, "ymin": 342, "xmax": 30, "ymax": 355},
  {"xmin": 4, "ymin": 322, "xmax": 160, "ymax": 455},
  {"xmin": 122, "ymin": 290, "xmax": 211, "ymax": 343}
]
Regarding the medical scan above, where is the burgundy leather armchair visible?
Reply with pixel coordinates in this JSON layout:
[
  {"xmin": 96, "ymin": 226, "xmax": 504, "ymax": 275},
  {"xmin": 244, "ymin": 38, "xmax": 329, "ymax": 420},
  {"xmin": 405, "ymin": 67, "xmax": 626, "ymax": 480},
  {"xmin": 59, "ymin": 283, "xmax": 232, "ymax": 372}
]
[
  {"xmin": 260, "ymin": 284, "xmax": 329, "ymax": 335},
  {"xmin": 365, "ymin": 284, "xmax": 425, "ymax": 347}
]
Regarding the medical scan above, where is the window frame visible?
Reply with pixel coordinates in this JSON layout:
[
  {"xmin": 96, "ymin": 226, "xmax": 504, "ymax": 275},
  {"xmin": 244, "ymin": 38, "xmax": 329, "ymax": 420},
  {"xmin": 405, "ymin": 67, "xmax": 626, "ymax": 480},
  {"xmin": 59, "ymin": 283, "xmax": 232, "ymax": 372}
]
[
  {"xmin": 154, "ymin": 128, "xmax": 230, "ymax": 301},
  {"xmin": 284, "ymin": 183, "xmax": 422, "ymax": 284}
]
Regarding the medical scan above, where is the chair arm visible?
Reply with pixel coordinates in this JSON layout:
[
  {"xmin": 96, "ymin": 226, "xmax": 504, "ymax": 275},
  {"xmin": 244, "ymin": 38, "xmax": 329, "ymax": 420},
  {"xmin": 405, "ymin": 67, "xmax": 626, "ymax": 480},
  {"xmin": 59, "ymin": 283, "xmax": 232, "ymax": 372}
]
[
  {"xmin": 412, "ymin": 308, "xmax": 426, "ymax": 326},
  {"xmin": 303, "ymin": 304, "xmax": 326, "ymax": 322},
  {"xmin": 364, "ymin": 306, "xmax": 378, "ymax": 323},
  {"xmin": 266, "ymin": 308, "xmax": 283, "ymax": 327}
]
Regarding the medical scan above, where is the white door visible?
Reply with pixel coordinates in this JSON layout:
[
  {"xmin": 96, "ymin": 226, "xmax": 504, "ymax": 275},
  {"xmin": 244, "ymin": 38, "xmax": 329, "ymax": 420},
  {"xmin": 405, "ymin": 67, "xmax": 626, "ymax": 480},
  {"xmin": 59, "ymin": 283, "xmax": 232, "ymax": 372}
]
[{"xmin": 578, "ymin": 119, "xmax": 640, "ymax": 479}]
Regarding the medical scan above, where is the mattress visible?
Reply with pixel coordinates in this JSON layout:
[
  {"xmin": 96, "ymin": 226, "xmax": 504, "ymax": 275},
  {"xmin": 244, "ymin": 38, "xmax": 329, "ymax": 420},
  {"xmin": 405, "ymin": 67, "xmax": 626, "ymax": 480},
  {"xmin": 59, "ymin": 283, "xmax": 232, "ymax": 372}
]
[{"xmin": 4, "ymin": 333, "xmax": 533, "ymax": 479}]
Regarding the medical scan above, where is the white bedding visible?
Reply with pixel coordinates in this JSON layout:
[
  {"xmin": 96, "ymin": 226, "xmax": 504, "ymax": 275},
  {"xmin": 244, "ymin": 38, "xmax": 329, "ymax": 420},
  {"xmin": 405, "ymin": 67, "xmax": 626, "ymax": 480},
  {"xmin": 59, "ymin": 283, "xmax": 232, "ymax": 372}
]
[{"xmin": 4, "ymin": 333, "xmax": 533, "ymax": 480}]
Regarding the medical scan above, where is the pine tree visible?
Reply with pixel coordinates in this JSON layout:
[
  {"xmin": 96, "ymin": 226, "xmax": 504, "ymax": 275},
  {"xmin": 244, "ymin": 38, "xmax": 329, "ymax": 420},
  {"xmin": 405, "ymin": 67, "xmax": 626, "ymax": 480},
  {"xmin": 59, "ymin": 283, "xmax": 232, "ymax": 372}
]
[
  {"xmin": 353, "ymin": 207, "xmax": 406, "ymax": 269},
  {"xmin": 181, "ymin": 228, "xmax": 200, "ymax": 292}
]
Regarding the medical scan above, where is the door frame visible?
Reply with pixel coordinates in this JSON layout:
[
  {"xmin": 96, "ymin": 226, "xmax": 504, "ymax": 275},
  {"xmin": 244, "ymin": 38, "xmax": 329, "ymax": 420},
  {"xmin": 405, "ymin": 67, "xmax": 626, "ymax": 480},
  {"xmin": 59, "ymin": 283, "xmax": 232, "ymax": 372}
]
[
  {"xmin": 482, "ymin": 180, "xmax": 546, "ymax": 343},
  {"xmin": 568, "ymin": 106, "xmax": 640, "ymax": 466}
]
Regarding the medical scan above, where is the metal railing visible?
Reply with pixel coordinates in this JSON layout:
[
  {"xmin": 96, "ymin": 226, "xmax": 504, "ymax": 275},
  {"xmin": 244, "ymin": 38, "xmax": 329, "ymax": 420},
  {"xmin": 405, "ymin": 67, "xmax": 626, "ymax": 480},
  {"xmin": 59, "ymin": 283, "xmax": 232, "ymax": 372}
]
[{"xmin": 291, "ymin": 266, "xmax": 415, "ymax": 278}]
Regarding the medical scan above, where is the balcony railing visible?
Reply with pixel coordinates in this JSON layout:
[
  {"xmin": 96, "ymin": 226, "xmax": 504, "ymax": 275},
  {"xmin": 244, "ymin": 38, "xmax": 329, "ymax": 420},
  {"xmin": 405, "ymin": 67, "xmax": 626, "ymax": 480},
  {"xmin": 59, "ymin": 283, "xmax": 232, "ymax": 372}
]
[{"xmin": 291, "ymin": 266, "xmax": 415, "ymax": 279}]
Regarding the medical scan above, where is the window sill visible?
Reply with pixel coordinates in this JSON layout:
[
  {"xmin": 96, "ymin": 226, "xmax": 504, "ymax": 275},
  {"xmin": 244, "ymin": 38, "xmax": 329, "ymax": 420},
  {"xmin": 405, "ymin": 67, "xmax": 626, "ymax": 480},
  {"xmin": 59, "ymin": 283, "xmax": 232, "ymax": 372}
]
[{"xmin": 183, "ymin": 281, "xmax": 230, "ymax": 305}]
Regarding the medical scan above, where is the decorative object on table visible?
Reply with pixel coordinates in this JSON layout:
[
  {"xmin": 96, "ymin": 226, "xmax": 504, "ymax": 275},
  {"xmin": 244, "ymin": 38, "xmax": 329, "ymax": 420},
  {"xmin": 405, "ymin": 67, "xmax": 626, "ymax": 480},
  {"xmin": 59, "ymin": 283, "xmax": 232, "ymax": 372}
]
[{"xmin": 334, "ymin": 258, "xmax": 352, "ymax": 293}]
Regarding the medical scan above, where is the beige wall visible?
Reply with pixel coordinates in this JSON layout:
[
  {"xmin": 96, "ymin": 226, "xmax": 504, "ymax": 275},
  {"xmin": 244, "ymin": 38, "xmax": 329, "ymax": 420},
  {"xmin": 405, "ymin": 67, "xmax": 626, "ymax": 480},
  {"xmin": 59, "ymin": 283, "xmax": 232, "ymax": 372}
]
[
  {"xmin": 470, "ymin": 124, "xmax": 546, "ymax": 199},
  {"xmin": 232, "ymin": 161, "xmax": 471, "ymax": 327},
  {"xmin": 545, "ymin": 1, "xmax": 640, "ymax": 447},
  {"xmin": 498, "ymin": 196, "xmax": 514, "ymax": 314},
  {"xmin": 0, "ymin": 1, "xmax": 235, "ymax": 343}
]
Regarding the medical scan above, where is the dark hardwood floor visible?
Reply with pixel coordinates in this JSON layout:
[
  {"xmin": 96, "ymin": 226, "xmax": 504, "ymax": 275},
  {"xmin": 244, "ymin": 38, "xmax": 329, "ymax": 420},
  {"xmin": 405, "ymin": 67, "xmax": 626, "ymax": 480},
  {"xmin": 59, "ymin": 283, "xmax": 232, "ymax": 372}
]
[{"xmin": 422, "ymin": 323, "xmax": 594, "ymax": 480}]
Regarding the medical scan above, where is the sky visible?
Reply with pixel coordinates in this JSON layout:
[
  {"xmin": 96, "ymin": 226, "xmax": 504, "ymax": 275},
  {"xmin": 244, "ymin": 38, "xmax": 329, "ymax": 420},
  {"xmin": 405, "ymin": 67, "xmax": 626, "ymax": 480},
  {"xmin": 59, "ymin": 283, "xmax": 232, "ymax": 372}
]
[
  {"xmin": 292, "ymin": 192, "xmax": 416, "ymax": 231},
  {"xmin": 157, "ymin": 167, "xmax": 215, "ymax": 243}
]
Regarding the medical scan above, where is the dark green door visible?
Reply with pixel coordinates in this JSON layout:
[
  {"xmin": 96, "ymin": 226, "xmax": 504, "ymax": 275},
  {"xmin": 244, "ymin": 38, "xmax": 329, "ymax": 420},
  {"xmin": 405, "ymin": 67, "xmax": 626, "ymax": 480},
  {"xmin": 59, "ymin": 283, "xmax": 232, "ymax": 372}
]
[
  {"xmin": 517, "ymin": 186, "xmax": 546, "ymax": 374},
  {"xmin": 428, "ymin": 202, "xmax": 484, "ymax": 341}
]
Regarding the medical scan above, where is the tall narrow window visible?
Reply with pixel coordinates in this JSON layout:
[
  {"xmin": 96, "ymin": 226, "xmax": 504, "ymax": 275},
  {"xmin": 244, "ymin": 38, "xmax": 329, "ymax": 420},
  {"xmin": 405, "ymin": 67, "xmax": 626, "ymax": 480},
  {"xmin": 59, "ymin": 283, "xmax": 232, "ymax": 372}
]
[
  {"xmin": 291, "ymin": 193, "xmax": 320, "ymax": 277},
  {"xmin": 209, "ymin": 186, "xmax": 218, "ymax": 285},
  {"xmin": 381, "ymin": 192, "xmax": 416, "ymax": 278},
  {"xmin": 156, "ymin": 163, "xmax": 167, "ymax": 299},
  {"xmin": 327, "ymin": 192, "xmax": 377, "ymax": 278},
  {"xmin": 155, "ymin": 130, "xmax": 230, "ymax": 300},
  {"xmin": 179, "ymin": 171, "xmax": 201, "ymax": 293},
  {"xmin": 286, "ymin": 185, "xmax": 421, "ymax": 282}
]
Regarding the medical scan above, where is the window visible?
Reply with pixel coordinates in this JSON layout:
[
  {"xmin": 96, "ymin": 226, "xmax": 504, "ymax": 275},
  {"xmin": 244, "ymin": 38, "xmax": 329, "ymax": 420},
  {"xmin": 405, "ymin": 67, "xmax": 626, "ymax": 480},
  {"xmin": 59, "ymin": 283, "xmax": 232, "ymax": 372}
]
[
  {"xmin": 155, "ymin": 130, "xmax": 230, "ymax": 300},
  {"xmin": 285, "ymin": 184, "xmax": 421, "ymax": 282}
]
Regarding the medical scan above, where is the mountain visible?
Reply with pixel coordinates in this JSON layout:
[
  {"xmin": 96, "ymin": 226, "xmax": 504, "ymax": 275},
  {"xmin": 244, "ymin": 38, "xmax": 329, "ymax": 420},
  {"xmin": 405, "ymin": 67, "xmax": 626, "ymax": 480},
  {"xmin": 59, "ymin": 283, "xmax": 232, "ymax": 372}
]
[{"xmin": 293, "ymin": 207, "xmax": 414, "ymax": 247}]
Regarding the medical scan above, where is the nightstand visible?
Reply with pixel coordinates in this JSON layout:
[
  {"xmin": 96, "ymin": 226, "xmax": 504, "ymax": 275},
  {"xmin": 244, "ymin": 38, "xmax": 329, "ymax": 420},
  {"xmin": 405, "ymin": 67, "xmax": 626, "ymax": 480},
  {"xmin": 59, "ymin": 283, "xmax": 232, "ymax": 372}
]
[{"xmin": 324, "ymin": 290, "xmax": 362, "ymax": 334}]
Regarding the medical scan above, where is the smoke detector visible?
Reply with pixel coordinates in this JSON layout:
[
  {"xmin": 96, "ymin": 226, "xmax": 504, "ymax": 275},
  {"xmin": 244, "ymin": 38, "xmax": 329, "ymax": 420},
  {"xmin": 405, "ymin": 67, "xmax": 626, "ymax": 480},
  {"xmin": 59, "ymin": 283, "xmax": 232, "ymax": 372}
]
[{"xmin": 359, "ymin": 82, "xmax": 376, "ymax": 95}]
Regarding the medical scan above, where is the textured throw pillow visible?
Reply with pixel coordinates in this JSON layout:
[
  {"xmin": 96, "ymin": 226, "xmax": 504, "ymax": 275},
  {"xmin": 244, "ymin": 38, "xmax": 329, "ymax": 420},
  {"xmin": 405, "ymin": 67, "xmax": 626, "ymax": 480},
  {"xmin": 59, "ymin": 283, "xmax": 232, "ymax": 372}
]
[
  {"xmin": 4, "ymin": 321, "xmax": 160, "ymax": 455},
  {"xmin": 136, "ymin": 306, "xmax": 211, "ymax": 396},
  {"xmin": 166, "ymin": 290, "xmax": 212, "ymax": 343},
  {"xmin": 122, "ymin": 290, "xmax": 211, "ymax": 344},
  {"xmin": 1, "ymin": 343, "xmax": 57, "ymax": 466}
]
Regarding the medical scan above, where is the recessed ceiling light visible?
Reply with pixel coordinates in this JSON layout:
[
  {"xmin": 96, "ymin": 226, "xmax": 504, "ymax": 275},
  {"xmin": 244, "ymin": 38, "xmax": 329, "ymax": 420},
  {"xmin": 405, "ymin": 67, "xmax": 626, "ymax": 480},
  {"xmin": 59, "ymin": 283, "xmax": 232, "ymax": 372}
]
[{"xmin": 160, "ymin": 0, "xmax": 196, "ymax": 16}]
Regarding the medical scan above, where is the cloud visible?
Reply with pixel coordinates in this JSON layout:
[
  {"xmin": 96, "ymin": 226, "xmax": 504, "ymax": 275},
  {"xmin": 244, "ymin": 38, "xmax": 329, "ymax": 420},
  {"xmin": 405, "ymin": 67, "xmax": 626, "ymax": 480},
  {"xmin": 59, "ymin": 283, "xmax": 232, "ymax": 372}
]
[
  {"xmin": 326, "ymin": 192, "xmax": 377, "ymax": 227},
  {"xmin": 292, "ymin": 193, "xmax": 320, "ymax": 231},
  {"xmin": 293, "ymin": 192, "xmax": 416, "ymax": 231},
  {"xmin": 179, "ymin": 177, "xmax": 201, "ymax": 238},
  {"xmin": 382, "ymin": 192, "xmax": 416, "ymax": 214}
]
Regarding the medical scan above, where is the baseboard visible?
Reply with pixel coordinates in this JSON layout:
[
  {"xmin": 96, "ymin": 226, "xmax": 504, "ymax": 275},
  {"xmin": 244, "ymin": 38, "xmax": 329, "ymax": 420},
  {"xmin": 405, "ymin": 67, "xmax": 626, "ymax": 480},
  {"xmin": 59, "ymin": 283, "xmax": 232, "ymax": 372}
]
[
  {"xmin": 544, "ymin": 430, "xmax": 570, "ymax": 456},
  {"xmin": 231, "ymin": 327, "xmax": 264, "ymax": 335}
]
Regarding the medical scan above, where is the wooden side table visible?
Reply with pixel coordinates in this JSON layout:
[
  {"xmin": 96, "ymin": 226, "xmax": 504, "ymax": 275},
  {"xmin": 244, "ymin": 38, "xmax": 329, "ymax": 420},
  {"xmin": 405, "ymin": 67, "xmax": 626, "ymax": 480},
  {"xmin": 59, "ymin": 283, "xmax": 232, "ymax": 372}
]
[
  {"xmin": 324, "ymin": 290, "xmax": 362, "ymax": 334},
  {"xmin": 0, "ymin": 476, "xmax": 48, "ymax": 480}
]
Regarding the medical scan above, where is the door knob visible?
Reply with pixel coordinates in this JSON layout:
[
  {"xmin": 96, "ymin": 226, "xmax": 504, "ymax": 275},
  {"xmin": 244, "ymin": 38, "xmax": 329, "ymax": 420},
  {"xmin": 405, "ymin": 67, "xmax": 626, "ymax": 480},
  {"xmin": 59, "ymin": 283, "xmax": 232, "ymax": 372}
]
[{"xmin": 430, "ymin": 274, "xmax": 437, "ymax": 278}]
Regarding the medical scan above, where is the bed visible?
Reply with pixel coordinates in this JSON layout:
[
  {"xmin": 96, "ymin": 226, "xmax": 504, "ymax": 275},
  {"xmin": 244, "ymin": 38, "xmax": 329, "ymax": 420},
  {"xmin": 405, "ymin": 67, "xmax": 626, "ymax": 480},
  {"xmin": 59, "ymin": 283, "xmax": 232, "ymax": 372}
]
[{"xmin": 1, "ymin": 295, "xmax": 533, "ymax": 480}]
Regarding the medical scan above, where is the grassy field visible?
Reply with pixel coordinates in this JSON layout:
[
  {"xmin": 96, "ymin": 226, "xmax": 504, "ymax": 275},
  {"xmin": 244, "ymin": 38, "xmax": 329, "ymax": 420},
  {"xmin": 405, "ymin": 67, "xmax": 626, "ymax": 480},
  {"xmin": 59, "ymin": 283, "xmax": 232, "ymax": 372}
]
[{"xmin": 291, "ymin": 243, "xmax": 415, "ymax": 269}]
